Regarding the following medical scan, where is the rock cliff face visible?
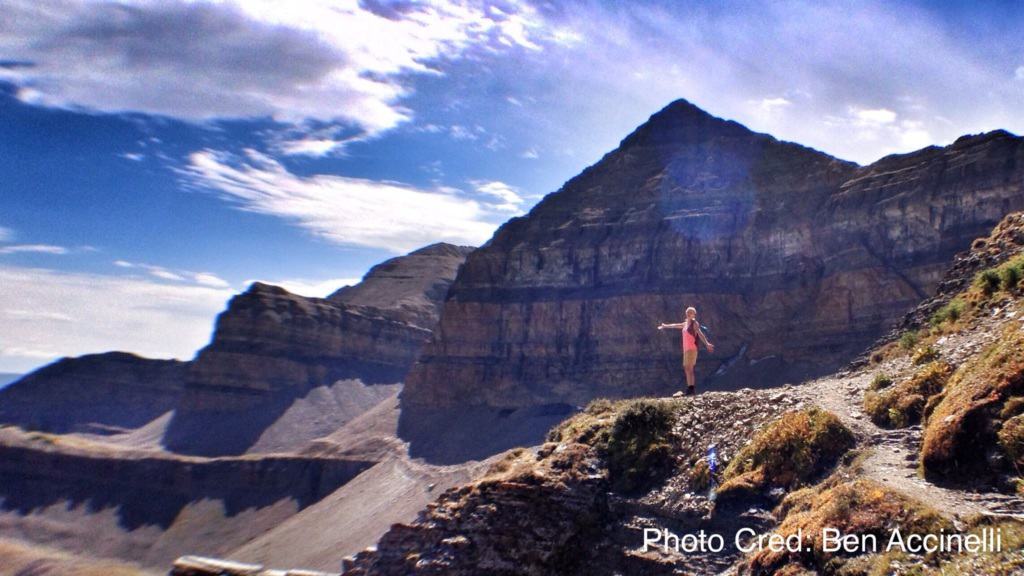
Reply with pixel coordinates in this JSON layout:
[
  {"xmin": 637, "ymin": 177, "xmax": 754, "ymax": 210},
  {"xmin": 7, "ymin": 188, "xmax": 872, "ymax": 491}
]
[
  {"xmin": 165, "ymin": 243, "xmax": 472, "ymax": 455},
  {"xmin": 0, "ymin": 352, "xmax": 186, "ymax": 434},
  {"xmin": 403, "ymin": 100, "xmax": 1024, "ymax": 410}
]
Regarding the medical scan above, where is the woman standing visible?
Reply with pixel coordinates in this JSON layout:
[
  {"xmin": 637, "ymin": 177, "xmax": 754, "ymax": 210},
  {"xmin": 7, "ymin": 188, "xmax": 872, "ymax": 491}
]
[{"xmin": 658, "ymin": 306, "xmax": 714, "ymax": 395}]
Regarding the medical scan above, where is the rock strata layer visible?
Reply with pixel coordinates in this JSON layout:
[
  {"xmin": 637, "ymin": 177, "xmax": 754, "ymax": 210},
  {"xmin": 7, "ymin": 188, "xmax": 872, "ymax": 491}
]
[{"xmin": 404, "ymin": 100, "xmax": 1024, "ymax": 410}]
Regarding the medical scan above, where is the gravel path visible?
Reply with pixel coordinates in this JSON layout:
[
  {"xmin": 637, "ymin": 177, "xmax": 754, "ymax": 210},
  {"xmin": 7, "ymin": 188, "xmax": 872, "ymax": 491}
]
[{"xmin": 790, "ymin": 309, "xmax": 1024, "ymax": 521}]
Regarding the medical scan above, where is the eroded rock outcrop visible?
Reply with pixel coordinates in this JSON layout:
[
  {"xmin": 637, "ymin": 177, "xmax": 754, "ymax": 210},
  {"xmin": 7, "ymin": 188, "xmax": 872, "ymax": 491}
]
[
  {"xmin": 165, "ymin": 243, "xmax": 472, "ymax": 455},
  {"xmin": 404, "ymin": 100, "xmax": 1024, "ymax": 410}
]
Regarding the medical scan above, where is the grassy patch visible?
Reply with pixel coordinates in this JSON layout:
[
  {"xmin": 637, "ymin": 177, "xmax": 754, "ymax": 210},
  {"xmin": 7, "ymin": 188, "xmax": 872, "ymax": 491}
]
[
  {"xmin": 717, "ymin": 409, "xmax": 854, "ymax": 501},
  {"xmin": 864, "ymin": 361, "xmax": 953, "ymax": 428},
  {"xmin": 930, "ymin": 297, "xmax": 966, "ymax": 327},
  {"xmin": 922, "ymin": 325, "xmax": 1024, "ymax": 481},
  {"xmin": 899, "ymin": 330, "xmax": 920, "ymax": 350},
  {"xmin": 605, "ymin": 399, "xmax": 677, "ymax": 493},
  {"xmin": 747, "ymin": 478, "xmax": 952, "ymax": 575}
]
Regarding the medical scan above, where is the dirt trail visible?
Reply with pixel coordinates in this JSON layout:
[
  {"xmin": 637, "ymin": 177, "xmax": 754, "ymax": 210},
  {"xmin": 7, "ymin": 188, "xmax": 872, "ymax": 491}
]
[{"xmin": 791, "ymin": 347, "xmax": 1024, "ymax": 521}]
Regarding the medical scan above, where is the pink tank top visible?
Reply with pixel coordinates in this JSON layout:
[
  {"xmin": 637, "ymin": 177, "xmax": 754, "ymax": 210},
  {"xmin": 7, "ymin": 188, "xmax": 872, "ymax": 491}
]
[{"xmin": 682, "ymin": 321, "xmax": 698, "ymax": 351}]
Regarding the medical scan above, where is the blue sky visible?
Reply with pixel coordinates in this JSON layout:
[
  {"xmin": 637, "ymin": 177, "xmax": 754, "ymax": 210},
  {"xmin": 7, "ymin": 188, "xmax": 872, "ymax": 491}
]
[{"xmin": 1, "ymin": 0, "xmax": 1023, "ymax": 373}]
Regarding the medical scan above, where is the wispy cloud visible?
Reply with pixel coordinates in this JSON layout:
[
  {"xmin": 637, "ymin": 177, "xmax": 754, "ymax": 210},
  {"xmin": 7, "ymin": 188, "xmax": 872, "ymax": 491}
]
[
  {"xmin": 0, "ymin": 265, "xmax": 234, "ymax": 373},
  {"xmin": 0, "ymin": 0, "xmax": 549, "ymax": 154},
  {"xmin": 181, "ymin": 148, "xmax": 509, "ymax": 252},
  {"xmin": 0, "ymin": 227, "xmax": 13, "ymax": 242},
  {"xmin": 114, "ymin": 259, "xmax": 230, "ymax": 288},
  {"xmin": 0, "ymin": 244, "xmax": 69, "ymax": 255}
]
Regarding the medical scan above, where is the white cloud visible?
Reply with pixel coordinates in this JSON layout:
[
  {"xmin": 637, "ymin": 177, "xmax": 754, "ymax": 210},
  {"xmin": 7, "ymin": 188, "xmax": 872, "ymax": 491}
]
[
  {"xmin": 0, "ymin": 227, "xmax": 14, "ymax": 242},
  {"xmin": 471, "ymin": 180, "xmax": 524, "ymax": 212},
  {"xmin": 853, "ymin": 107, "xmax": 898, "ymax": 125},
  {"xmin": 148, "ymin": 267, "xmax": 187, "ymax": 282},
  {"xmin": 0, "ymin": 0, "xmax": 548, "ymax": 149},
  {"xmin": 193, "ymin": 272, "xmax": 231, "ymax": 288},
  {"xmin": 120, "ymin": 152, "xmax": 145, "ymax": 162},
  {"xmin": 0, "ymin": 244, "xmax": 69, "ymax": 255},
  {"xmin": 758, "ymin": 97, "xmax": 791, "ymax": 112},
  {"xmin": 182, "ymin": 149, "xmax": 503, "ymax": 253},
  {"xmin": 247, "ymin": 277, "xmax": 363, "ymax": 298},
  {"xmin": 520, "ymin": 147, "xmax": 539, "ymax": 159},
  {"xmin": 278, "ymin": 138, "xmax": 347, "ymax": 157},
  {"xmin": 1016, "ymin": 66, "xmax": 1024, "ymax": 81},
  {"xmin": 0, "ymin": 265, "xmax": 234, "ymax": 373}
]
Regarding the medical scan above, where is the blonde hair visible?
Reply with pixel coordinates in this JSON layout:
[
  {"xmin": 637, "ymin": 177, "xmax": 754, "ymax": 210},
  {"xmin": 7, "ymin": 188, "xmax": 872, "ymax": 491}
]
[{"xmin": 685, "ymin": 306, "xmax": 697, "ymax": 316}]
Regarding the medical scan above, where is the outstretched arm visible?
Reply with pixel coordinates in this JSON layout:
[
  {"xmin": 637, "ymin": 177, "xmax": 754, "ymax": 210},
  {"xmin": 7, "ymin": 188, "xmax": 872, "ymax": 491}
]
[
  {"xmin": 696, "ymin": 326, "xmax": 715, "ymax": 352},
  {"xmin": 657, "ymin": 322, "xmax": 685, "ymax": 330}
]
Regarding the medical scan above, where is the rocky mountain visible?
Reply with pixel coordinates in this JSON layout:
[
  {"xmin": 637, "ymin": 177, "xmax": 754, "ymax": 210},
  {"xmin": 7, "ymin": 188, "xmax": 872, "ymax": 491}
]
[
  {"xmin": 163, "ymin": 243, "xmax": 473, "ymax": 455},
  {"xmin": 0, "ymin": 352, "xmax": 186, "ymax": 434},
  {"xmin": 403, "ymin": 99, "xmax": 1024, "ymax": 411}
]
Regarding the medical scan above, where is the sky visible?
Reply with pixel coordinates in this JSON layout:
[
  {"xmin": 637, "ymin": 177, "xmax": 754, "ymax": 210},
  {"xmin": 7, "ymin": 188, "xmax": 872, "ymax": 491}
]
[{"xmin": 1, "ymin": 0, "xmax": 1023, "ymax": 373}]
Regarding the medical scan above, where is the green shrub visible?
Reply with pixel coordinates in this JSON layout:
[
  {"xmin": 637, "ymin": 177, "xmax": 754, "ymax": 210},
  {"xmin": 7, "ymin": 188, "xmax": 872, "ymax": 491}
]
[
  {"xmin": 869, "ymin": 374, "xmax": 893, "ymax": 391},
  {"xmin": 605, "ymin": 399, "xmax": 676, "ymax": 493},
  {"xmin": 899, "ymin": 331, "xmax": 919, "ymax": 350},
  {"xmin": 975, "ymin": 269, "xmax": 1001, "ymax": 296},
  {"xmin": 1000, "ymin": 263, "xmax": 1022, "ymax": 291},
  {"xmin": 930, "ymin": 298, "xmax": 964, "ymax": 326}
]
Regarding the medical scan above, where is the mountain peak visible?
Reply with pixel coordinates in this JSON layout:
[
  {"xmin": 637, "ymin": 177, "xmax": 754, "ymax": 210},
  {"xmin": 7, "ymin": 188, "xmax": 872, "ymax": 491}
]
[{"xmin": 619, "ymin": 98, "xmax": 757, "ymax": 149}]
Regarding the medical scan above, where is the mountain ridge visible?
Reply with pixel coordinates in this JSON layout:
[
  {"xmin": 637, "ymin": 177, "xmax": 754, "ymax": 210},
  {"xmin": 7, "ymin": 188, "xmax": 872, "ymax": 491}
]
[{"xmin": 403, "ymin": 99, "xmax": 1024, "ymax": 412}]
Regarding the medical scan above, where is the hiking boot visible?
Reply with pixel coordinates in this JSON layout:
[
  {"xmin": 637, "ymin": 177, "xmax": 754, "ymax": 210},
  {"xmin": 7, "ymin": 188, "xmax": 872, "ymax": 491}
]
[{"xmin": 685, "ymin": 385, "xmax": 696, "ymax": 396}]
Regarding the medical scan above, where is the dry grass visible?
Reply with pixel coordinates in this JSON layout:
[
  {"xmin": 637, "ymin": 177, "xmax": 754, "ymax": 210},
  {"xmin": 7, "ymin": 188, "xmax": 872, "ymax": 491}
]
[
  {"xmin": 482, "ymin": 447, "xmax": 537, "ymax": 480},
  {"xmin": 922, "ymin": 324, "xmax": 1024, "ymax": 481},
  {"xmin": 717, "ymin": 409, "xmax": 854, "ymax": 501},
  {"xmin": 864, "ymin": 361, "xmax": 953, "ymax": 428},
  {"xmin": 545, "ymin": 397, "xmax": 619, "ymax": 448},
  {"xmin": 747, "ymin": 478, "xmax": 951, "ymax": 575},
  {"xmin": 911, "ymin": 345, "xmax": 941, "ymax": 366}
]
